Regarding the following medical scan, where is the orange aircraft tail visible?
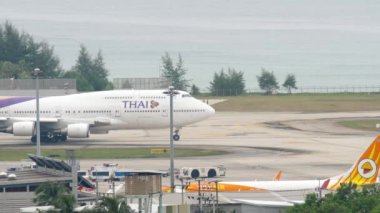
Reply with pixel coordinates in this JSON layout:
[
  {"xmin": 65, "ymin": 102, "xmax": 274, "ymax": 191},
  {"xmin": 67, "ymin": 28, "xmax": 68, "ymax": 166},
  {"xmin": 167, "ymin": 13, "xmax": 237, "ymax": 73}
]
[
  {"xmin": 324, "ymin": 135, "xmax": 380, "ymax": 190},
  {"xmin": 274, "ymin": 170, "xmax": 282, "ymax": 181}
]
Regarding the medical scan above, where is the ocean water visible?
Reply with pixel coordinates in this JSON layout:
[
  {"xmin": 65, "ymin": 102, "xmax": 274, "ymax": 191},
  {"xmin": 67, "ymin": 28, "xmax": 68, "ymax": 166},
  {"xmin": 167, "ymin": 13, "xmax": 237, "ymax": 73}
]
[{"xmin": 0, "ymin": 0, "xmax": 379, "ymax": 89}]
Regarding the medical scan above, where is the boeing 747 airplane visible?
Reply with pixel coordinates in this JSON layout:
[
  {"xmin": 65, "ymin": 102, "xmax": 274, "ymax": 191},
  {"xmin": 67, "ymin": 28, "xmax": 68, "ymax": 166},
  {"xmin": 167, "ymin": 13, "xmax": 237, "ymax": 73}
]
[
  {"xmin": 0, "ymin": 90, "xmax": 215, "ymax": 143},
  {"xmin": 165, "ymin": 135, "xmax": 380, "ymax": 192}
]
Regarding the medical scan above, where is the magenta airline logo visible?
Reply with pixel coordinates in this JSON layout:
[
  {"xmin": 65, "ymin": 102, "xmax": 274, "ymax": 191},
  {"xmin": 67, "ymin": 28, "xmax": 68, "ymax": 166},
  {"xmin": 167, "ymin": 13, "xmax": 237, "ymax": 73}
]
[{"xmin": 123, "ymin": 100, "xmax": 160, "ymax": 109}]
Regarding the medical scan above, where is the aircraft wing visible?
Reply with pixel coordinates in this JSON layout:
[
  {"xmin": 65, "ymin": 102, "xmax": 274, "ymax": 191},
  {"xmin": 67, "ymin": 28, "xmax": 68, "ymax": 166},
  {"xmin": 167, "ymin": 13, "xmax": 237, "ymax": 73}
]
[
  {"xmin": 2, "ymin": 117, "xmax": 59, "ymax": 123},
  {"xmin": 92, "ymin": 117, "xmax": 112, "ymax": 126},
  {"xmin": 0, "ymin": 116, "xmax": 118, "ymax": 142},
  {"xmin": 0, "ymin": 116, "xmax": 114, "ymax": 132},
  {"xmin": 233, "ymin": 199, "xmax": 303, "ymax": 207},
  {"xmin": 0, "ymin": 117, "xmax": 59, "ymax": 132}
]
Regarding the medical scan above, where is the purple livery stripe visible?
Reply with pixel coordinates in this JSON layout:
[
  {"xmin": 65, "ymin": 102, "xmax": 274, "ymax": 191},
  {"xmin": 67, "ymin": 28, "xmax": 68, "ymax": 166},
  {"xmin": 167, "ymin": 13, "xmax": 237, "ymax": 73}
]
[{"xmin": 0, "ymin": 96, "xmax": 35, "ymax": 108}]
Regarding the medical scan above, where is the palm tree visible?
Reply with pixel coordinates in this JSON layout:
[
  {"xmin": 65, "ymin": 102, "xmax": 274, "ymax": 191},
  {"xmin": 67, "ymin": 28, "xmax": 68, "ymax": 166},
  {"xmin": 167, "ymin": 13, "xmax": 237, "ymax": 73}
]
[
  {"xmin": 55, "ymin": 194, "xmax": 76, "ymax": 213},
  {"xmin": 33, "ymin": 182, "xmax": 75, "ymax": 213},
  {"xmin": 92, "ymin": 196, "xmax": 134, "ymax": 213}
]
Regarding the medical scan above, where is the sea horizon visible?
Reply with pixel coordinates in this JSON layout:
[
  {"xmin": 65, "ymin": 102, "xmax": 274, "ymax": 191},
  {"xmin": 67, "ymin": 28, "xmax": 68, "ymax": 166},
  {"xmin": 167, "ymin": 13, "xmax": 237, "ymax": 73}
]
[{"xmin": 0, "ymin": 0, "xmax": 379, "ymax": 89}]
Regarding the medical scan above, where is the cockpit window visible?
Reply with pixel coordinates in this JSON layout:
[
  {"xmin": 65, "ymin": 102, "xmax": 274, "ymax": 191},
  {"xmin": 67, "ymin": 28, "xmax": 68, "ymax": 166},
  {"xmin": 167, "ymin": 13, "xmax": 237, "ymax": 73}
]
[{"xmin": 182, "ymin": 94, "xmax": 192, "ymax": 98}]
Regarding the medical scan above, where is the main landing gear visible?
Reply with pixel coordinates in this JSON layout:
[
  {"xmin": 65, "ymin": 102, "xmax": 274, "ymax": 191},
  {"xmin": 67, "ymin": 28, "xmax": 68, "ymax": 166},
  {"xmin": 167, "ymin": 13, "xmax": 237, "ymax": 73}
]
[
  {"xmin": 31, "ymin": 133, "xmax": 67, "ymax": 143},
  {"xmin": 173, "ymin": 129, "xmax": 180, "ymax": 141}
]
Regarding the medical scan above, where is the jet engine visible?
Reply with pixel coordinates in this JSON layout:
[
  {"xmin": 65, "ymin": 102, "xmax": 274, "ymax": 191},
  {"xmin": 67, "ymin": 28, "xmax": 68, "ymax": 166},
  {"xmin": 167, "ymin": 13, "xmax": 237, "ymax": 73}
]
[
  {"xmin": 67, "ymin": 123, "xmax": 90, "ymax": 138},
  {"xmin": 13, "ymin": 121, "xmax": 35, "ymax": 136}
]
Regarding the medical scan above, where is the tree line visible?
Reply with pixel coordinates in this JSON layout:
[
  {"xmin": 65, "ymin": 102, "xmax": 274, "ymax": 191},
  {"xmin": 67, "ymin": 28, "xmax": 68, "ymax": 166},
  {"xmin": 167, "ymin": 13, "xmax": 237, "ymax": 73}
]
[
  {"xmin": 0, "ymin": 21, "xmax": 112, "ymax": 91},
  {"xmin": 161, "ymin": 53, "xmax": 298, "ymax": 96},
  {"xmin": 158, "ymin": 44, "xmax": 297, "ymax": 95},
  {"xmin": 1, "ymin": 21, "xmax": 297, "ymax": 95},
  {"xmin": 286, "ymin": 183, "xmax": 380, "ymax": 213}
]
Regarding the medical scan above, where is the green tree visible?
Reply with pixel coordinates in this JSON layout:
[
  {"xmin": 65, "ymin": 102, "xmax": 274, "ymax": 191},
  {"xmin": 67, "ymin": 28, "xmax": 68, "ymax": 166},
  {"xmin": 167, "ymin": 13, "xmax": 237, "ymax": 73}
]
[
  {"xmin": 257, "ymin": 68, "xmax": 279, "ymax": 94},
  {"xmin": 70, "ymin": 45, "xmax": 94, "ymax": 91},
  {"xmin": 90, "ymin": 51, "xmax": 112, "ymax": 90},
  {"xmin": 1, "ymin": 21, "xmax": 27, "ymax": 63},
  {"xmin": 63, "ymin": 45, "xmax": 113, "ymax": 91},
  {"xmin": 62, "ymin": 70, "xmax": 93, "ymax": 91},
  {"xmin": 0, "ymin": 21, "xmax": 61, "ymax": 78},
  {"xmin": 161, "ymin": 52, "xmax": 189, "ymax": 90},
  {"xmin": 0, "ymin": 61, "xmax": 29, "ymax": 79},
  {"xmin": 286, "ymin": 184, "xmax": 380, "ymax": 213},
  {"xmin": 210, "ymin": 70, "xmax": 227, "ymax": 96},
  {"xmin": 33, "ymin": 182, "xmax": 75, "ymax": 213},
  {"xmin": 210, "ymin": 68, "xmax": 245, "ymax": 96},
  {"xmin": 283, "ymin": 74, "xmax": 297, "ymax": 94},
  {"xmin": 91, "ymin": 196, "xmax": 134, "ymax": 213},
  {"xmin": 371, "ymin": 203, "xmax": 380, "ymax": 213},
  {"xmin": 190, "ymin": 84, "xmax": 201, "ymax": 95},
  {"xmin": 228, "ymin": 68, "xmax": 245, "ymax": 95}
]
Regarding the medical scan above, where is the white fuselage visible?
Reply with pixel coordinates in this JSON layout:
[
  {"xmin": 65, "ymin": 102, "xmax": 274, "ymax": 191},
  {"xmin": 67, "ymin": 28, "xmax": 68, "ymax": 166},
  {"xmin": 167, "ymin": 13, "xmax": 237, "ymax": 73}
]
[
  {"xmin": 0, "ymin": 90, "xmax": 214, "ymax": 139},
  {"xmin": 220, "ymin": 180, "xmax": 322, "ymax": 191}
]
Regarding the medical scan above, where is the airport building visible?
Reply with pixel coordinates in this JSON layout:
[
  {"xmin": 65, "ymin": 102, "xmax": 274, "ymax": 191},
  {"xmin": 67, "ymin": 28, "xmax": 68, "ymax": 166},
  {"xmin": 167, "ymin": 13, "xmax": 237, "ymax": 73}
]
[{"xmin": 0, "ymin": 155, "xmax": 94, "ymax": 212}]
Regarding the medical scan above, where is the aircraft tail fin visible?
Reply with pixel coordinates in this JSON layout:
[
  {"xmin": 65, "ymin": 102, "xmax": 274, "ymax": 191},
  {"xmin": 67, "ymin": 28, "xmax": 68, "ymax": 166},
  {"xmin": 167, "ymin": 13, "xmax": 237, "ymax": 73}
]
[
  {"xmin": 274, "ymin": 170, "xmax": 282, "ymax": 181},
  {"xmin": 326, "ymin": 135, "xmax": 380, "ymax": 190}
]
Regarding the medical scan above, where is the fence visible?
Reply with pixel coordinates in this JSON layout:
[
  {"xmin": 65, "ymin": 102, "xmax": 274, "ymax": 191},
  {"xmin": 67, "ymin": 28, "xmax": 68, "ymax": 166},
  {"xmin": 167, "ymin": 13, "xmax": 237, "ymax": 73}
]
[
  {"xmin": 201, "ymin": 86, "xmax": 380, "ymax": 96},
  {"xmin": 113, "ymin": 78, "xmax": 170, "ymax": 90},
  {"xmin": 0, "ymin": 79, "xmax": 76, "ymax": 90}
]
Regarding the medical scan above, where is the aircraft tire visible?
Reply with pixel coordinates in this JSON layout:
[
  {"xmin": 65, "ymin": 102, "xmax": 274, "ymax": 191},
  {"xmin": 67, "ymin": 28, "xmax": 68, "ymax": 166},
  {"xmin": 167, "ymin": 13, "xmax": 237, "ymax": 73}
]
[
  {"xmin": 57, "ymin": 135, "xmax": 67, "ymax": 143},
  {"xmin": 173, "ymin": 134, "xmax": 180, "ymax": 141}
]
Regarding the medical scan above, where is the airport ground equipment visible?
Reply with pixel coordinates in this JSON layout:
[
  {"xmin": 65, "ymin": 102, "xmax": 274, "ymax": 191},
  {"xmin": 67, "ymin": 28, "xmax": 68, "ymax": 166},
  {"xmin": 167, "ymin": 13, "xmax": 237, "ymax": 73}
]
[
  {"xmin": 177, "ymin": 166, "xmax": 226, "ymax": 212},
  {"xmin": 179, "ymin": 166, "xmax": 226, "ymax": 179}
]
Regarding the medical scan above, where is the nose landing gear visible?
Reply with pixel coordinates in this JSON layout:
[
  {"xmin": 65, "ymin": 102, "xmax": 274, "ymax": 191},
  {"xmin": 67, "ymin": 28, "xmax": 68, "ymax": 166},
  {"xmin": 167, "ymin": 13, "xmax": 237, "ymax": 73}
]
[{"xmin": 173, "ymin": 129, "xmax": 180, "ymax": 141}]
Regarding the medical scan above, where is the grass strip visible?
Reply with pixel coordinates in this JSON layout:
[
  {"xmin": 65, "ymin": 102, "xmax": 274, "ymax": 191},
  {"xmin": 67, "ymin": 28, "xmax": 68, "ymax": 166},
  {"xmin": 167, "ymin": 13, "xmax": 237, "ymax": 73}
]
[
  {"xmin": 0, "ymin": 148, "xmax": 228, "ymax": 161},
  {"xmin": 337, "ymin": 120, "xmax": 379, "ymax": 132},
  {"xmin": 208, "ymin": 94, "xmax": 380, "ymax": 112}
]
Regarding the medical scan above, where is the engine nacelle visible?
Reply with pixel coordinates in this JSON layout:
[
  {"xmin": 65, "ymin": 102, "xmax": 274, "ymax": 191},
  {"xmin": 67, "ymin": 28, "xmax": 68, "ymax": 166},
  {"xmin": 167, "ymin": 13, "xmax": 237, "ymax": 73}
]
[
  {"xmin": 13, "ymin": 122, "xmax": 35, "ymax": 136},
  {"xmin": 67, "ymin": 123, "xmax": 90, "ymax": 138},
  {"xmin": 8, "ymin": 173, "xmax": 17, "ymax": 180}
]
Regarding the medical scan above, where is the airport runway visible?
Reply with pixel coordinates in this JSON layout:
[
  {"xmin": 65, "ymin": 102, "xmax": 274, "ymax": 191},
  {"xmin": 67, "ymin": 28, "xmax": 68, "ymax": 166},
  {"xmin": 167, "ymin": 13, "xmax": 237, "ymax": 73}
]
[
  {"xmin": 1, "ymin": 111, "xmax": 380, "ymax": 204},
  {"xmin": 1, "ymin": 111, "xmax": 379, "ymax": 180}
]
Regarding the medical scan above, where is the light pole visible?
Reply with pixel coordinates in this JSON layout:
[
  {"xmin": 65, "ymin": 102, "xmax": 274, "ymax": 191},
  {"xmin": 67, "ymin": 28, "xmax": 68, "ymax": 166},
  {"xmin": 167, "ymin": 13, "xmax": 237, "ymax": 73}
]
[
  {"xmin": 66, "ymin": 149, "xmax": 78, "ymax": 204},
  {"xmin": 169, "ymin": 86, "xmax": 175, "ymax": 193},
  {"xmin": 32, "ymin": 68, "xmax": 42, "ymax": 156}
]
